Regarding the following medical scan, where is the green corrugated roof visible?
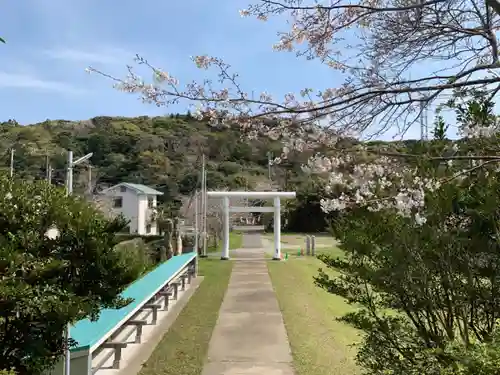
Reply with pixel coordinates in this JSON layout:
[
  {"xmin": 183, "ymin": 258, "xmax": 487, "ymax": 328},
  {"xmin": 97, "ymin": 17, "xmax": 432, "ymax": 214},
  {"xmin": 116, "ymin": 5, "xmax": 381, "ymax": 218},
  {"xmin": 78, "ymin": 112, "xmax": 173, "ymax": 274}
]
[{"xmin": 119, "ymin": 182, "xmax": 164, "ymax": 195}]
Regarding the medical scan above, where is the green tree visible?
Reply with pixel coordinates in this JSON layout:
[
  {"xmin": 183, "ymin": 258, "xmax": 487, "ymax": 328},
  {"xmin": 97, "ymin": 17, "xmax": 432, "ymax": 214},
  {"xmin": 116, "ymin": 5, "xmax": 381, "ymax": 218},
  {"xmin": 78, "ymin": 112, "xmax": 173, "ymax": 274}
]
[
  {"xmin": 0, "ymin": 176, "xmax": 137, "ymax": 374},
  {"xmin": 218, "ymin": 161, "xmax": 242, "ymax": 175},
  {"xmin": 432, "ymin": 115, "xmax": 448, "ymax": 141},
  {"xmin": 316, "ymin": 95, "xmax": 500, "ymax": 374},
  {"xmin": 284, "ymin": 178, "xmax": 334, "ymax": 232}
]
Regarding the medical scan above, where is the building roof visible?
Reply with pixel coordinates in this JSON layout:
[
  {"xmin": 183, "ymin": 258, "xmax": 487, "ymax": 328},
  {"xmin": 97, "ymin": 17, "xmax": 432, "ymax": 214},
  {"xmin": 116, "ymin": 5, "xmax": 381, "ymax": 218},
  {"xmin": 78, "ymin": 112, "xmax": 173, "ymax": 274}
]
[{"xmin": 104, "ymin": 182, "xmax": 164, "ymax": 196}]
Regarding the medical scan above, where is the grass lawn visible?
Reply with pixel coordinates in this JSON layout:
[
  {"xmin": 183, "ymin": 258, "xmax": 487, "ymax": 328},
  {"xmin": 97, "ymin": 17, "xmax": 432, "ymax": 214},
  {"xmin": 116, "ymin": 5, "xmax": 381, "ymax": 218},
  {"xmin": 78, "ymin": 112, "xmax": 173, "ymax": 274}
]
[
  {"xmin": 268, "ymin": 247, "xmax": 360, "ymax": 375},
  {"xmin": 138, "ymin": 258, "xmax": 232, "ymax": 375},
  {"xmin": 207, "ymin": 231, "xmax": 243, "ymax": 253},
  {"xmin": 228, "ymin": 231, "xmax": 243, "ymax": 250}
]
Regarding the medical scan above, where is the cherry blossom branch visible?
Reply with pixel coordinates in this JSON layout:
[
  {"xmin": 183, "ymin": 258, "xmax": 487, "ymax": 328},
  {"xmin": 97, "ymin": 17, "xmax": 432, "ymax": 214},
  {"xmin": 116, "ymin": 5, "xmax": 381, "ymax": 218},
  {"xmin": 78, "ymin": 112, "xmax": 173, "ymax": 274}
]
[{"xmin": 253, "ymin": 0, "xmax": 446, "ymax": 13}]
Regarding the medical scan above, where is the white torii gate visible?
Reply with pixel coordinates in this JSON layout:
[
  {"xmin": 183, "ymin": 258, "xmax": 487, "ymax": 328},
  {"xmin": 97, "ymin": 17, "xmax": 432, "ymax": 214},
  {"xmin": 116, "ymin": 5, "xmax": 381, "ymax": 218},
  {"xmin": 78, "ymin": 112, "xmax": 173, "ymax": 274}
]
[{"xmin": 206, "ymin": 191, "xmax": 296, "ymax": 260}]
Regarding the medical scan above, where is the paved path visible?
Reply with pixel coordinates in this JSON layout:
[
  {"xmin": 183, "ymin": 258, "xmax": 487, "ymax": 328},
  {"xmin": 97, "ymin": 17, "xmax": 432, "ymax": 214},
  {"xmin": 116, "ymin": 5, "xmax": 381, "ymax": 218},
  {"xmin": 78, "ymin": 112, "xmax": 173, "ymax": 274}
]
[
  {"xmin": 202, "ymin": 235, "xmax": 295, "ymax": 375},
  {"xmin": 241, "ymin": 232, "xmax": 263, "ymax": 248}
]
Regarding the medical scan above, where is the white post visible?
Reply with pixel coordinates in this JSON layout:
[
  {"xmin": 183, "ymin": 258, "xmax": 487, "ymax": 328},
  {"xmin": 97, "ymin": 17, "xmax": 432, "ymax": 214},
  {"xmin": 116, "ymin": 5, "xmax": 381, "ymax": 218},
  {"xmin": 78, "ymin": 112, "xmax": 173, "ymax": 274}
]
[
  {"xmin": 273, "ymin": 196, "xmax": 281, "ymax": 260},
  {"xmin": 194, "ymin": 190, "xmax": 199, "ymax": 253},
  {"xmin": 221, "ymin": 196, "xmax": 230, "ymax": 260}
]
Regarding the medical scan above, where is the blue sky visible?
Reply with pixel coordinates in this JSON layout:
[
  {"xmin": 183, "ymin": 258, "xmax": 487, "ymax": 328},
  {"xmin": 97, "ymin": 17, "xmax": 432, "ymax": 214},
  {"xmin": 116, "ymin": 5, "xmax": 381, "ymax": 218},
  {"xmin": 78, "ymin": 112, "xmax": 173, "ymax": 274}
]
[{"xmin": 1, "ymin": 0, "xmax": 426, "ymax": 139}]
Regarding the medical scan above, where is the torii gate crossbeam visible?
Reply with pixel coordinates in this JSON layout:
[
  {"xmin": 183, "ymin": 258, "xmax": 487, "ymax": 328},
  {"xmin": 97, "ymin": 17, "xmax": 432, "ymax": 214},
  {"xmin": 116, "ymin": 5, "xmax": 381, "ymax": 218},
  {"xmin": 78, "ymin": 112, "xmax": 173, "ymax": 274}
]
[{"xmin": 206, "ymin": 191, "xmax": 296, "ymax": 260}]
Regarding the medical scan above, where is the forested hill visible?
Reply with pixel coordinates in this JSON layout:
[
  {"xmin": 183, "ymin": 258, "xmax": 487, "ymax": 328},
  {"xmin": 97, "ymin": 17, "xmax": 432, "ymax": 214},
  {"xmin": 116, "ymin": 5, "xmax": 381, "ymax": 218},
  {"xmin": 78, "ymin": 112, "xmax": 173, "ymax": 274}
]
[
  {"xmin": 0, "ymin": 113, "xmax": 432, "ymax": 231},
  {"xmin": 0, "ymin": 114, "xmax": 312, "ymax": 202}
]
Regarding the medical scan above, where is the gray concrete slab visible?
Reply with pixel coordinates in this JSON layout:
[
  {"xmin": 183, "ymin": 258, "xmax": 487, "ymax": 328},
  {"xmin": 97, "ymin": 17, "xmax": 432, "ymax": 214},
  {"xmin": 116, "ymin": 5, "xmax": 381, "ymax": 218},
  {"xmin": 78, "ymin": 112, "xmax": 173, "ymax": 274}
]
[
  {"xmin": 242, "ymin": 233, "xmax": 263, "ymax": 248},
  {"xmin": 220, "ymin": 296, "xmax": 279, "ymax": 312},
  {"xmin": 202, "ymin": 242, "xmax": 295, "ymax": 375},
  {"xmin": 230, "ymin": 250, "xmax": 266, "ymax": 259},
  {"xmin": 207, "ymin": 311, "xmax": 292, "ymax": 362},
  {"xmin": 226, "ymin": 285, "xmax": 274, "ymax": 294},
  {"xmin": 202, "ymin": 361, "xmax": 295, "ymax": 375},
  {"xmin": 228, "ymin": 279, "xmax": 273, "ymax": 289},
  {"xmin": 229, "ymin": 271, "xmax": 270, "ymax": 279},
  {"xmin": 230, "ymin": 269, "xmax": 269, "ymax": 275}
]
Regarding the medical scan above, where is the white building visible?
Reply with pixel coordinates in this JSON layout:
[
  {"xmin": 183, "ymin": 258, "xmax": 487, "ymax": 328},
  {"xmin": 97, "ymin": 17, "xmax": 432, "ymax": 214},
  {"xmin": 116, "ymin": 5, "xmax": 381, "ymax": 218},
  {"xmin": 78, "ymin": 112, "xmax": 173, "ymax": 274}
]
[{"xmin": 100, "ymin": 182, "xmax": 163, "ymax": 235}]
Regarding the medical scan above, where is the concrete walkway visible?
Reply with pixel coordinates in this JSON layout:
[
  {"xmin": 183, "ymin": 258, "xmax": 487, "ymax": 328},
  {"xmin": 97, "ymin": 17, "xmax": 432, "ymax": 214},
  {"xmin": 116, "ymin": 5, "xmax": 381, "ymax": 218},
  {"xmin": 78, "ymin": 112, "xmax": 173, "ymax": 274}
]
[{"xmin": 202, "ymin": 235, "xmax": 295, "ymax": 375}]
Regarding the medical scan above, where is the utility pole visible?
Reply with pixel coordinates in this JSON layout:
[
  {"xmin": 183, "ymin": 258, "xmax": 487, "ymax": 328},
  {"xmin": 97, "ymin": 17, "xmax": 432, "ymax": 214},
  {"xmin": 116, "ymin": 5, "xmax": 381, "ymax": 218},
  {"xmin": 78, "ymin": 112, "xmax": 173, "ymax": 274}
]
[
  {"xmin": 194, "ymin": 190, "xmax": 199, "ymax": 254},
  {"xmin": 64, "ymin": 149, "xmax": 93, "ymax": 375},
  {"xmin": 267, "ymin": 151, "xmax": 272, "ymax": 181},
  {"xmin": 88, "ymin": 165, "xmax": 92, "ymax": 194},
  {"xmin": 67, "ymin": 151, "xmax": 73, "ymax": 194},
  {"xmin": 203, "ymin": 168, "xmax": 207, "ymax": 256},
  {"xmin": 66, "ymin": 150, "xmax": 93, "ymax": 196},
  {"xmin": 45, "ymin": 154, "xmax": 51, "ymax": 182},
  {"xmin": 420, "ymin": 100, "xmax": 429, "ymax": 141},
  {"xmin": 9, "ymin": 148, "xmax": 14, "ymax": 178},
  {"xmin": 201, "ymin": 154, "xmax": 208, "ymax": 257}
]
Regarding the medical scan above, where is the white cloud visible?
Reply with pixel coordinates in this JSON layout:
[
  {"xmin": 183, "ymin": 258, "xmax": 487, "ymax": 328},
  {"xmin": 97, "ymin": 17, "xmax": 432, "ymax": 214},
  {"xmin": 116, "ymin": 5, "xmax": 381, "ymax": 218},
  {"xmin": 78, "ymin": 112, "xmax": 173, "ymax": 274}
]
[
  {"xmin": 43, "ymin": 47, "xmax": 134, "ymax": 65},
  {"xmin": 0, "ymin": 71, "xmax": 85, "ymax": 94}
]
